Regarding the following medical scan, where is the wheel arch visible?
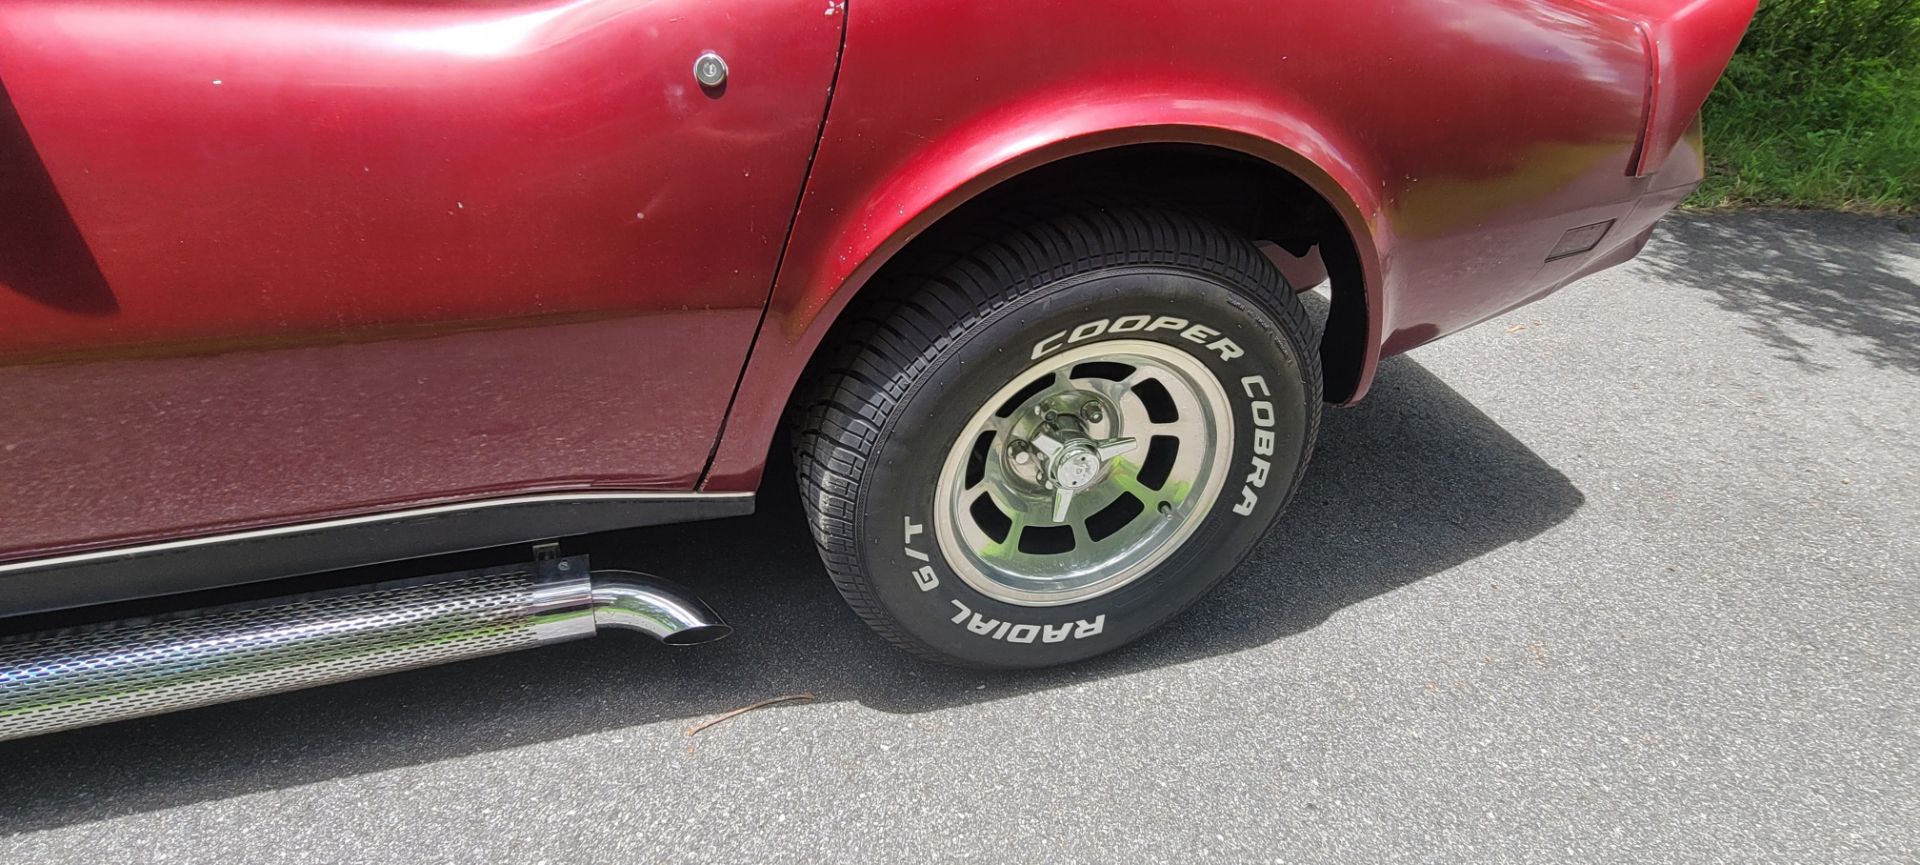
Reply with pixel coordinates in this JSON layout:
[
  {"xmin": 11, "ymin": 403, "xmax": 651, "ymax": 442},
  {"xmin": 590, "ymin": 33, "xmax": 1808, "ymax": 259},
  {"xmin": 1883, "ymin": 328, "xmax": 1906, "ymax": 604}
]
[{"xmin": 704, "ymin": 114, "xmax": 1389, "ymax": 492}]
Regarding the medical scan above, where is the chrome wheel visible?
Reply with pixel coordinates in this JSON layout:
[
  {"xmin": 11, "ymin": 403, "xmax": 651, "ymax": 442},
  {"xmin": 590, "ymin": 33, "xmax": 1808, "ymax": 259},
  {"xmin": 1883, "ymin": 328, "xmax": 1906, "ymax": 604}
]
[{"xmin": 933, "ymin": 340, "xmax": 1235, "ymax": 606}]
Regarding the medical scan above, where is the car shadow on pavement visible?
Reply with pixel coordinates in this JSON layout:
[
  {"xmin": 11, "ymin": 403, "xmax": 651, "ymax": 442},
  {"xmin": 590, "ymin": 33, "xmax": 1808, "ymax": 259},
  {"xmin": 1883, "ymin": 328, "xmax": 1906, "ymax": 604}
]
[
  {"xmin": 1637, "ymin": 212, "xmax": 1920, "ymax": 374},
  {"xmin": 0, "ymin": 355, "xmax": 1583, "ymax": 833}
]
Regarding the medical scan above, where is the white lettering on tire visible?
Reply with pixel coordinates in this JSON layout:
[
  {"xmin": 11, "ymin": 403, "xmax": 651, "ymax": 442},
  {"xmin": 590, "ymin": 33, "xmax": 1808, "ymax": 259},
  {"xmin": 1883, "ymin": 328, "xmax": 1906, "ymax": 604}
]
[
  {"xmin": 948, "ymin": 599, "xmax": 1105, "ymax": 643},
  {"xmin": 1032, "ymin": 316, "xmax": 1243, "ymax": 363},
  {"xmin": 1233, "ymin": 374, "xmax": 1276, "ymax": 516},
  {"xmin": 910, "ymin": 513, "xmax": 1110, "ymax": 642},
  {"xmin": 903, "ymin": 516, "xmax": 938, "ymax": 591},
  {"xmin": 1069, "ymin": 319, "xmax": 1110, "ymax": 343}
]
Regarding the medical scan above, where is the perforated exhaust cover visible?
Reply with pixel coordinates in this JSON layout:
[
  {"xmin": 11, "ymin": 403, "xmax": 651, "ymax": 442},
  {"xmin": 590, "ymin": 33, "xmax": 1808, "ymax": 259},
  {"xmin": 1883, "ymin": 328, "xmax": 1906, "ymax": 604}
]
[{"xmin": 0, "ymin": 560, "xmax": 596, "ymax": 742}]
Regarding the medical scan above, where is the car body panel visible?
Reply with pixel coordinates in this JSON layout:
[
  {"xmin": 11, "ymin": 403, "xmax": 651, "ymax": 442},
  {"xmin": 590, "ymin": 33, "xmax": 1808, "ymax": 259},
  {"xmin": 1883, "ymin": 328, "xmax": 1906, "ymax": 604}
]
[
  {"xmin": 1584, "ymin": 0, "xmax": 1762, "ymax": 176},
  {"xmin": 703, "ymin": 0, "xmax": 1754, "ymax": 490},
  {"xmin": 0, "ymin": 0, "xmax": 1753, "ymax": 605},
  {"xmin": 0, "ymin": 0, "xmax": 843, "ymax": 560}
]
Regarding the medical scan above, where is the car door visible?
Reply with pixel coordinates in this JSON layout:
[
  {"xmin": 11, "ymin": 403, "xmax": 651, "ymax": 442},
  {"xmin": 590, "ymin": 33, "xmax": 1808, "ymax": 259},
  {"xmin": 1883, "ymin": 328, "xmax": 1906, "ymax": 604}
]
[{"xmin": 0, "ymin": 0, "xmax": 843, "ymax": 562}]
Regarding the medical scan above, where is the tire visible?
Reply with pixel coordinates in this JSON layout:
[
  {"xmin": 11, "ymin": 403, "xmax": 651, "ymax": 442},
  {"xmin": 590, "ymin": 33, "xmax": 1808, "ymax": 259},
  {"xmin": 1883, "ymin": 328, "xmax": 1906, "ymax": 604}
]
[{"xmin": 791, "ymin": 203, "xmax": 1321, "ymax": 668}]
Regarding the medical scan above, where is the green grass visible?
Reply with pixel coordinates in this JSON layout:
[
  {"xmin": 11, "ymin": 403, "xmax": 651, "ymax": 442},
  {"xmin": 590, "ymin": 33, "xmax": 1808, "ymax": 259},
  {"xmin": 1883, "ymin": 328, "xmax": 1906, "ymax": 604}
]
[{"xmin": 1687, "ymin": 0, "xmax": 1920, "ymax": 214}]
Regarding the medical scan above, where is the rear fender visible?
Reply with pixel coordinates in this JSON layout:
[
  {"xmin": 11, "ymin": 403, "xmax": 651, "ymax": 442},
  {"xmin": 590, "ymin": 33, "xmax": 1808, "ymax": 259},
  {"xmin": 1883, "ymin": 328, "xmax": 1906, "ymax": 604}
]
[
  {"xmin": 1577, "ymin": 0, "xmax": 1760, "ymax": 176},
  {"xmin": 702, "ymin": 84, "xmax": 1386, "ymax": 490}
]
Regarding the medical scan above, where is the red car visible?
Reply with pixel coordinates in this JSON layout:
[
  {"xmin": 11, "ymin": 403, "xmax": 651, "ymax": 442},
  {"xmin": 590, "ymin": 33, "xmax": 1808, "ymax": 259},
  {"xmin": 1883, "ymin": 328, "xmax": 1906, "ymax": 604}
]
[{"xmin": 0, "ymin": 0, "xmax": 1754, "ymax": 739}]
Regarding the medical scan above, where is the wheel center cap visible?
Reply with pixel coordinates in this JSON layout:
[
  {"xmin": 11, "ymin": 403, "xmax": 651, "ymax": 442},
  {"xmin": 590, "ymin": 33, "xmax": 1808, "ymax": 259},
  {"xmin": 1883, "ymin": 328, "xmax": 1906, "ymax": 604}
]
[{"xmin": 1051, "ymin": 445, "xmax": 1103, "ymax": 490}]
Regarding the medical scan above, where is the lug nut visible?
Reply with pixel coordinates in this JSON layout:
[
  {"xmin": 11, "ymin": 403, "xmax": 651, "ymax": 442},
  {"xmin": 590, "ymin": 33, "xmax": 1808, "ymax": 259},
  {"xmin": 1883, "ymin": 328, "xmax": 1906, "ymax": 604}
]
[{"xmin": 1083, "ymin": 403, "xmax": 1104, "ymax": 423}]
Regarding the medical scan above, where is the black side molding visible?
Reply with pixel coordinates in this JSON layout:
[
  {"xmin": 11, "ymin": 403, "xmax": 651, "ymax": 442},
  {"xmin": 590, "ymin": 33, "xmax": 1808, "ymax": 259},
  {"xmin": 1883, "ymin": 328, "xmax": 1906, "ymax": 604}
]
[{"xmin": 0, "ymin": 492, "xmax": 753, "ymax": 619}]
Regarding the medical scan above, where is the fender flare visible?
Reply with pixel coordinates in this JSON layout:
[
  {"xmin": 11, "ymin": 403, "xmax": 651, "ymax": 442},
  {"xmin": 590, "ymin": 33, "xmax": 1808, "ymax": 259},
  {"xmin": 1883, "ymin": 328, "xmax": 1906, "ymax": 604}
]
[{"xmin": 703, "ymin": 96, "xmax": 1391, "ymax": 490}]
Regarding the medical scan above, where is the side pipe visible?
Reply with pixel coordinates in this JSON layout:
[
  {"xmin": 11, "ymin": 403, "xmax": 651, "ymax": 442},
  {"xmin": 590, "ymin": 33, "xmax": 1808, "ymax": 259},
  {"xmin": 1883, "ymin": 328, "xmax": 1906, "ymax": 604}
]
[
  {"xmin": 590, "ymin": 569, "xmax": 734, "ymax": 645},
  {"xmin": 0, "ymin": 555, "xmax": 728, "ymax": 742}
]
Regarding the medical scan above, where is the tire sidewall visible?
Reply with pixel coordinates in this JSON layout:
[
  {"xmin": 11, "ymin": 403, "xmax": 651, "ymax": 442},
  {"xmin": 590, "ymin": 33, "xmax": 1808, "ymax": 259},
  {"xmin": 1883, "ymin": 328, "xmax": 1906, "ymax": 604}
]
[{"xmin": 858, "ymin": 266, "xmax": 1313, "ymax": 667}]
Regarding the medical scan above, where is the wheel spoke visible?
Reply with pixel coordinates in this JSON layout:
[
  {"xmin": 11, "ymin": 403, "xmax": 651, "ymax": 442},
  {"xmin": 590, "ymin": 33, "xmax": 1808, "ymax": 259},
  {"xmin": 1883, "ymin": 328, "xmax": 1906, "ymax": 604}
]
[
  {"xmin": 1094, "ymin": 437, "xmax": 1137, "ymax": 461},
  {"xmin": 1071, "ymin": 520, "xmax": 1094, "ymax": 551},
  {"xmin": 982, "ymin": 508, "xmax": 1029, "ymax": 561},
  {"xmin": 978, "ymin": 446, "xmax": 1013, "ymax": 494}
]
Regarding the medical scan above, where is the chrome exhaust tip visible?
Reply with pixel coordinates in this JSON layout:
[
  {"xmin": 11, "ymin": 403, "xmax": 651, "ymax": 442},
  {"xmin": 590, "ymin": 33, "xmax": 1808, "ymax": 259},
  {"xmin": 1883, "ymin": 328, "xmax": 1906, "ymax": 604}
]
[
  {"xmin": 591, "ymin": 570, "xmax": 733, "ymax": 645},
  {"xmin": 0, "ymin": 555, "xmax": 728, "ymax": 742}
]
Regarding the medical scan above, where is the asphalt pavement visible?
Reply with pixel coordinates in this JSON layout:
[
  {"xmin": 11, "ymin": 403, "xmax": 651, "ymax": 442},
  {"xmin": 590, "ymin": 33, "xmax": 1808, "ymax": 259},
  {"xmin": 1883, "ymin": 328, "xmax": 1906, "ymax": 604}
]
[{"xmin": 2, "ymin": 212, "xmax": 1915, "ymax": 863}]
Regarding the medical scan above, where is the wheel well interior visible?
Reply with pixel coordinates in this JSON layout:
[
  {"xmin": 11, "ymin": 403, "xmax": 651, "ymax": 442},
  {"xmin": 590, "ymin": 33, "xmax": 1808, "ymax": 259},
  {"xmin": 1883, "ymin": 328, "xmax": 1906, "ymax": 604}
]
[{"xmin": 810, "ymin": 143, "xmax": 1371, "ymax": 405}]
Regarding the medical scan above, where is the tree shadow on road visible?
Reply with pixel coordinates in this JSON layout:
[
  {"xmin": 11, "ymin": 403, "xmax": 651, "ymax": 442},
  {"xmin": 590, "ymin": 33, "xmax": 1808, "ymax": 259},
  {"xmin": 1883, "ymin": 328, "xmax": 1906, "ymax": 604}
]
[
  {"xmin": 1637, "ymin": 212, "xmax": 1920, "ymax": 374},
  {"xmin": 0, "ymin": 356, "xmax": 1583, "ymax": 833}
]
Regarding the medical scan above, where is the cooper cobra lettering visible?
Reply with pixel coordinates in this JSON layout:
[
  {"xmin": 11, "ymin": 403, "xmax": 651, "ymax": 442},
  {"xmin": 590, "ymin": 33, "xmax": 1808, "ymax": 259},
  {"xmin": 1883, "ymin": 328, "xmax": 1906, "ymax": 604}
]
[
  {"xmin": 1232, "ymin": 374, "xmax": 1276, "ymax": 516},
  {"xmin": 1031, "ymin": 315, "xmax": 1243, "ymax": 362}
]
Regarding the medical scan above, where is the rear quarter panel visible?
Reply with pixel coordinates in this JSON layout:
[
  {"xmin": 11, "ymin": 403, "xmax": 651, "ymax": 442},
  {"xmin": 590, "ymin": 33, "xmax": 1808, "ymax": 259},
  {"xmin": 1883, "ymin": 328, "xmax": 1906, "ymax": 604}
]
[{"xmin": 707, "ymin": 0, "xmax": 1664, "ymax": 489}]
